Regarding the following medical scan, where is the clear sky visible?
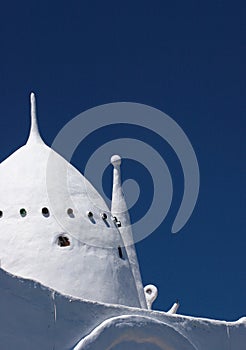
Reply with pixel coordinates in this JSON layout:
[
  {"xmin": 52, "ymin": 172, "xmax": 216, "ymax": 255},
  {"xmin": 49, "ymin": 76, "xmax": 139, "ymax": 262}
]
[{"xmin": 0, "ymin": 1, "xmax": 244, "ymax": 321}]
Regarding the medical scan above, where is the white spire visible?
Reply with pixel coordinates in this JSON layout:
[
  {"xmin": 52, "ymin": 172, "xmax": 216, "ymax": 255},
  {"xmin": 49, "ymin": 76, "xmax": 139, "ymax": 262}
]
[
  {"xmin": 26, "ymin": 92, "xmax": 43, "ymax": 144},
  {"xmin": 167, "ymin": 300, "xmax": 180, "ymax": 315},
  {"xmin": 110, "ymin": 155, "xmax": 128, "ymax": 223},
  {"xmin": 111, "ymin": 155, "xmax": 147, "ymax": 309}
]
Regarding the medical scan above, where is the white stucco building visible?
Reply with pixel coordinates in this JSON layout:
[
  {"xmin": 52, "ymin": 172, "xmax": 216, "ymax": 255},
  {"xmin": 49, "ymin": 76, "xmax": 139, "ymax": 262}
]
[{"xmin": 0, "ymin": 94, "xmax": 245, "ymax": 349}]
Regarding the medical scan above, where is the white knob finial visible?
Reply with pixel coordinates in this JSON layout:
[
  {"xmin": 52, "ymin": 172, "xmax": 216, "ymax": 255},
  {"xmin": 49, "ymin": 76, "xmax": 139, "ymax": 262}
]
[
  {"xmin": 111, "ymin": 154, "xmax": 121, "ymax": 167},
  {"xmin": 144, "ymin": 284, "xmax": 158, "ymax": 310}
]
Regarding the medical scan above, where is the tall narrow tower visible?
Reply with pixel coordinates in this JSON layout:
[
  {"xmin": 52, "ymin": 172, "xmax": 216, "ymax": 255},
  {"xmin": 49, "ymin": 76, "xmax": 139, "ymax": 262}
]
[{"xmin": 111, "ymin": 154, "xmax": 147, "ymax": 308}]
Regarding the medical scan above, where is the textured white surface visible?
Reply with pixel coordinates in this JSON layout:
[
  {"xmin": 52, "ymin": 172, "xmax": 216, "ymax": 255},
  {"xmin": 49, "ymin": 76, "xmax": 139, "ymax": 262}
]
[
  {"xmin": 0, "ymin": 95, "xmax": 141, "ymax": 307},
  {"xmin": 0, "ymin": 269, "xmax": 245, "ymax": 350},
  {"xmin": 74, "ymin": 315, "xmax": 196, "ymax": 350},
  {"xmin": 111, "ymin": 155, "xmax": 147, "ymax": 309}
]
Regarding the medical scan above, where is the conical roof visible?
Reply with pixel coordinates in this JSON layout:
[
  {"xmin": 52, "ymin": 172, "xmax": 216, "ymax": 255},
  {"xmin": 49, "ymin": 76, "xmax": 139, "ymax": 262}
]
[{"xmin": 0, "ymin": 94, "xmax": 141, "ymax": 307}]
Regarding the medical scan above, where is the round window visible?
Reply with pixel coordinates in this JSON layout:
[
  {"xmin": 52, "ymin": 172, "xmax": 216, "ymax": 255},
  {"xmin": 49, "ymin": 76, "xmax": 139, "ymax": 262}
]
[
  {"xmin": 20, "ymin": 208, "xmax": 27, "ymax": 217},
  {"xmin": 42, "ymin": 207, "xmax": 50, "ymax": 217}
]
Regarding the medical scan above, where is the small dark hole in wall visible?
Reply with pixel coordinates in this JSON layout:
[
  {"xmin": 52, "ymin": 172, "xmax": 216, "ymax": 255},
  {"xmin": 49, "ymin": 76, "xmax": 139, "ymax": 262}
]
[
  {"xmin": 20, "ymin": 208, "xmax": 27, "ymax": 217},
  {"xmin": 118, "ymin": 246, "xmax": 123, "ymax": 259},
  {"xmin": 67, "ymin": 208, "xmax": 74, "ymax": 217},
  {"xmin": 42, "ymin": 207, "xmax": 49, "ymax": 217},
  {"xmin": 0, "ymin": 211, "xmax": 2, "ymax": 218},
  {"xmin": 101, "ymin": 213, "xmax": 107, "ymax": 220},
  {"xmin": 58, "ymin": 235, "xmax": 70, "ymax": 247},
  {"xmin": 146, "ymin": 288, "xmax": 152, "ymax": 295}
]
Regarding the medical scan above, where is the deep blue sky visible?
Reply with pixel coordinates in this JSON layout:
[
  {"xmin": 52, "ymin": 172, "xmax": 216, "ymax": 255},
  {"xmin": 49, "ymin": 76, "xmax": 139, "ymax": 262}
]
[{"xmin": 0, "ymin": 1, "xmax": 245, "ymax": 321}]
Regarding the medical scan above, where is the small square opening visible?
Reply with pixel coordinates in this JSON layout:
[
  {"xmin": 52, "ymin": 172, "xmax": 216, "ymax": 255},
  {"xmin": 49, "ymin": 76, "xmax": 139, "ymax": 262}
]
[{"xmin": 58, "ymin": 235, "xmax": 70, "ymax": 247}]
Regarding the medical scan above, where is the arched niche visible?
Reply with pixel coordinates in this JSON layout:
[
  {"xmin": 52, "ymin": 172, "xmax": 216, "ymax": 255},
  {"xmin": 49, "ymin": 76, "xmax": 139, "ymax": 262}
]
[{"xmin": 73, "ymin": 315, "xmax": 196, "ymax": 350}]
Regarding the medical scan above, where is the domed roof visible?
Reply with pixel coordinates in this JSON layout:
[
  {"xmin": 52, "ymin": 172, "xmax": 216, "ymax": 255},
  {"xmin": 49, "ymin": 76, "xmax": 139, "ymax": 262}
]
[{"xmin": 0, "ymin": 94, "xmax": 141, "ymax": 307}]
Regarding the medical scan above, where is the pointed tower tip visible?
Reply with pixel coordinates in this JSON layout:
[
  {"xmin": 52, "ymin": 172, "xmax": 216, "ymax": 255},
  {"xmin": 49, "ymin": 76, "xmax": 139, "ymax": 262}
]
[
  {"xmin": 27, "ymin": 92, "xmax": 43, "ymax": 145},
  {"xmin": 111, "ymin": 154, "xmax": 121, "ymax": 167},
  {"xmin": 30, "ymin": 92, "xmax": 36, "ymax": 119},
  {"xmin": 30, "ymin": 92, "xmax": 36, "ymax": 107},
  {"xmin": 30, "ymin": 91, "xmax": 36, "ymax": 107},
  {"xmin": 111, "ymin": 154, "xmax": 125, "ymax": 215}
]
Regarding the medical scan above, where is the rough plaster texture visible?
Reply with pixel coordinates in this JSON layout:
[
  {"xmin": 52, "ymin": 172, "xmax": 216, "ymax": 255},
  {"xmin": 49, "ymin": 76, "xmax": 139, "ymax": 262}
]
[{"xmin": 0, "ymin": 269, "xmax": 245, "ymax": 350}]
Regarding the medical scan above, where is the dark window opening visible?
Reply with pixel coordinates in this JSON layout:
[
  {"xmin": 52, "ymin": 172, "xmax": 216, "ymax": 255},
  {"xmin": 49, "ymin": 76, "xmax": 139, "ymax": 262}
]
[
  {"xmin": 113, "ymin": 216, "xmax": 121, "ymax": 228},
  {"xmin": 57, "ymin": 235, "xmax": 70, "ymax": 247},
  {"xmin": 67, "ymin": 208, "xmax": 74, "ymax": 217},
  {"xmin": 0, "ymin": 210, "xmax": 2, "ymax": 218},
  {"xmin": 87, "ymin": 211, "xmax": 93, "ymax": 218},
  {"xmin": 20, "ymin": 208, "xmax": 27, "ymax": 217},
  {"xmin": 101, "ymin": 212, "xmax": 107, "ymax": 220},
  {"xmin": 42, "ymin": 207, "xmax": 49, "ymax": 217},
  {"xmin": 118, "ymin": 246, "xmax": 123, "ymax": 259}
]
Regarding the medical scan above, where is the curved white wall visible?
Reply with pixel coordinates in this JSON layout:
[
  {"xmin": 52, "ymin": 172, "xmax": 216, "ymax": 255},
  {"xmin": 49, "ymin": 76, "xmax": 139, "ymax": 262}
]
[{"xmin": 0, "ymin": 142, "xmax": 140, "ymax": 307}]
